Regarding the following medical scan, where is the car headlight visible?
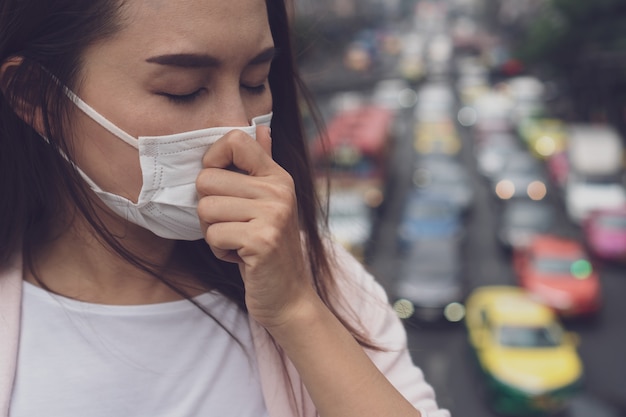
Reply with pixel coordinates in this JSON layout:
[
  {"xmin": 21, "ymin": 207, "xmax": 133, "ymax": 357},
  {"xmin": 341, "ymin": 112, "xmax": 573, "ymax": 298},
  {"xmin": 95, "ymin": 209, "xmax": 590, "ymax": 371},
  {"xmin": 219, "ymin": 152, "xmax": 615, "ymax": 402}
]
[
  {"xmin": 527, "ymin": 181, "xmax": 547, "ymax": 200},
  {"xmin": 496, "ymin": 180, "xmax": 515, "ymax": 200}
]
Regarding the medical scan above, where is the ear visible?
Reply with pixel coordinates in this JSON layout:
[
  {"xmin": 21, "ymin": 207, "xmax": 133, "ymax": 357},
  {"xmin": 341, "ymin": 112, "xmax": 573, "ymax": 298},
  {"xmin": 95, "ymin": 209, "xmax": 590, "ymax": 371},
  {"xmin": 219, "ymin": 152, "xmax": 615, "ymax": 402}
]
[{"xmin": 0, "ymin": 56, "xmax": 46, "ymax": 135}]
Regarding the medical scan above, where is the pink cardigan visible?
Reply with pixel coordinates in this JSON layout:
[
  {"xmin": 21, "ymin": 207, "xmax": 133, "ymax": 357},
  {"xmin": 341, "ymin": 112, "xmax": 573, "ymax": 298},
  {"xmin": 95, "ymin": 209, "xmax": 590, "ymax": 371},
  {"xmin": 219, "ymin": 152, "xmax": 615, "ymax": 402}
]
[{"xmin": 0, "ymin": 247, "xmax": 450, "ymax": 417}]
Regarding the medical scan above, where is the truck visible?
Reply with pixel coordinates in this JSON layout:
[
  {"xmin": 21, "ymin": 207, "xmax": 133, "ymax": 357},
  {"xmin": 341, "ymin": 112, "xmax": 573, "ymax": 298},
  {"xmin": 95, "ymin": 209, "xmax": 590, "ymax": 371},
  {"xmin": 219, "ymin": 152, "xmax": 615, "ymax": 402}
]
[{"xmin": 564, "ymin": 124, "xmax": 626, "ymax": 223}]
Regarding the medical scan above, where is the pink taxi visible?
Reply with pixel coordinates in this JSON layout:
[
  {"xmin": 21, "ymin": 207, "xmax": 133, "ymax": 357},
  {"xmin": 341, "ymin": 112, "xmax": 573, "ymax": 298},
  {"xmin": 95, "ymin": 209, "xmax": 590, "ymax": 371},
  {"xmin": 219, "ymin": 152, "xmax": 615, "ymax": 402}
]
[{"xmin": 583, "ymin": 206, "xmax": 626, "ymax": 262}]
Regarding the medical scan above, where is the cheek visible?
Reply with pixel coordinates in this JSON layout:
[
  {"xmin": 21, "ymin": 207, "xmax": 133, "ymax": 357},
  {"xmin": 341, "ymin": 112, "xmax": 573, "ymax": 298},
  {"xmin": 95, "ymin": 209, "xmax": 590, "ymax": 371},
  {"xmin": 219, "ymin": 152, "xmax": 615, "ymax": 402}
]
[
  {"xmin": 105, "ymin": 96, "xmax": 179, "ymax": 137},
  {"xmin": 70, "ymin": 113, "xmax": 144, "ymax": 202},
  {"xmin": 248, "ymin": 92, "xmax": 273, "ymax": 121}
]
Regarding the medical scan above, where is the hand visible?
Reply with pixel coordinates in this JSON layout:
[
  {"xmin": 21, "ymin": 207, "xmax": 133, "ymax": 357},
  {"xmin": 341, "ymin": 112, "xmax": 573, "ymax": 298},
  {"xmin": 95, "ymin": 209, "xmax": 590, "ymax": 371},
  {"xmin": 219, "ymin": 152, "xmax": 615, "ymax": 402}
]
[
  {"xmin": 198, "ymin": 128, "xmax": 426, "ymax": 417},
  {"xmin": 196, "ymin": 125, "xmax": 315, "ymax": 328}
]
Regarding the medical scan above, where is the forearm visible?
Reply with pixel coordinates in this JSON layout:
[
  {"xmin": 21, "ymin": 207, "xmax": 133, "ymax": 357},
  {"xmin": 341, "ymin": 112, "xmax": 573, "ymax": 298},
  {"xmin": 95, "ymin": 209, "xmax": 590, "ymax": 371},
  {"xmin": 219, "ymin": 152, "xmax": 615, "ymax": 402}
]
[{"xmin": 266, "ymin": 292, "xmax": 422, "ymax": 417}]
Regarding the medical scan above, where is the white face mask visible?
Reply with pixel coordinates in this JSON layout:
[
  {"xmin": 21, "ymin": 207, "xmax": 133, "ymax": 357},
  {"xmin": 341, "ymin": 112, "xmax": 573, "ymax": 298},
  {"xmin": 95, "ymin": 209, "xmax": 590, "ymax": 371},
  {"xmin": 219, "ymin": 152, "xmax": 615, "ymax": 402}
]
[{"xmin": 66, "ymin": 90, "xmax": 273, "ymax": 241}]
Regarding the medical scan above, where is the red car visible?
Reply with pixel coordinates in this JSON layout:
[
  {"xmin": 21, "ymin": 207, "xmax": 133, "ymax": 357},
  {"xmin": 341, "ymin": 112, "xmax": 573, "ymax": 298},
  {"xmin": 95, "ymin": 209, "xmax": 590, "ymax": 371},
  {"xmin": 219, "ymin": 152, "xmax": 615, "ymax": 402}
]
[
  {"xmin": 583, "ymin": 206, "xmax": 626, "ymax": 262},
  {"xmin": 513, "ymin": 234, "xmax": 601, "ymax": 317}
]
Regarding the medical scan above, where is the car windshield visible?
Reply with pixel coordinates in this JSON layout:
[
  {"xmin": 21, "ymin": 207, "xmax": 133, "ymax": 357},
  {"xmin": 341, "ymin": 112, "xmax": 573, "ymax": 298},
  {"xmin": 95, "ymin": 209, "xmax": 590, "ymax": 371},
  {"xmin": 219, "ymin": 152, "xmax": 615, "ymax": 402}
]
[
  {"xmin": 506, "ymin": 205, "xmax": 552, "ymax": 227},
  {"xmin": 408, "ymin": 202, "xmax": 455, "ymax": 218},
  {"xmin": 434, "ymin": 170, "xmax": 466, "ymax": 185},
  {"xmin": 497, "ymin": 324, "xmax": 562, "ymax": 348},
  {"xmin": 533, "ymin": 257, "xmax": 583, "ymax": 275},
  {"xmin": 504, "ymin": 159, "xmax": 540, "ymax": 175},
  {"xmin": 572, "ymin": 172, "xmax": 622, "ymax": 185},
  {"xmin": 598, "ymin": 214, "xmax": 626, "ymax": 229}
]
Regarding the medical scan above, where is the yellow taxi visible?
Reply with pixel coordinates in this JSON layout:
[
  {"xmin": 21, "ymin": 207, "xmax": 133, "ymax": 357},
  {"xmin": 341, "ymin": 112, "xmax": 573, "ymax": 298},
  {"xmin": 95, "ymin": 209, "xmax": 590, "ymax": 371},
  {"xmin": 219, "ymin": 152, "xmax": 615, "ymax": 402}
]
[
  {"xmin": 518, "ymin": 118, "xmax": 567, "ymax": 160},
  {"xmin": 414, "ymin": 120, "xmax": 461, "ymax": 156},
  {"xmin": 465, "ymin": 286, "xmax": 583, "ymax": 416}
]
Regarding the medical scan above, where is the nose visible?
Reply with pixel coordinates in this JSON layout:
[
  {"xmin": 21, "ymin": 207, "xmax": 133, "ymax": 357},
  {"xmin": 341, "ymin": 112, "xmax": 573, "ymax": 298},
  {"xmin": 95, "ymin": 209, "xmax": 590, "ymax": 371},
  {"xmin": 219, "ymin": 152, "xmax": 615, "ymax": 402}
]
[{"xmin": 212, "ymin": 85, "xmax": 251, "ymax": 127}]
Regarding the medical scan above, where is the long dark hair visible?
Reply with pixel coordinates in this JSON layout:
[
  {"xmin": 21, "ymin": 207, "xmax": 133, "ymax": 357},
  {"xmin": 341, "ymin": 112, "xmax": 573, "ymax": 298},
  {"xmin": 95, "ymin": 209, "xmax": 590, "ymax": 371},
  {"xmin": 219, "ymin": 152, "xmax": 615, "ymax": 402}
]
[{"xmin": 0, "ymin": 0, "xmax": 376, "ymax": 348}]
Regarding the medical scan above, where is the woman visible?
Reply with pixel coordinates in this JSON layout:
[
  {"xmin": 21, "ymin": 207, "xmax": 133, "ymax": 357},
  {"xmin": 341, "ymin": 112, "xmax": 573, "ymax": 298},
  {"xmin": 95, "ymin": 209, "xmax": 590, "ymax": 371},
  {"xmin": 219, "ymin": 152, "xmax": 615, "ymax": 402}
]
[{"xmin": 0, "ymin": 1, "xmax": 450, "ymax": 416}]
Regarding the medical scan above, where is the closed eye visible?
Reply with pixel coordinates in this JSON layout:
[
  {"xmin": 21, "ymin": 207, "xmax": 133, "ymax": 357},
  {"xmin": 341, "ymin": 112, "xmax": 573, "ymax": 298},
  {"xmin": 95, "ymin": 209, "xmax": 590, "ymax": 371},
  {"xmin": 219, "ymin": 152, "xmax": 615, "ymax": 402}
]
[
  {"xmin": 158, "ymin": 89, "xmax": 204, "ymax": 104},
  {"xmin": 242, "ymin": 83, "xmax": 267, "ymax": 95}
]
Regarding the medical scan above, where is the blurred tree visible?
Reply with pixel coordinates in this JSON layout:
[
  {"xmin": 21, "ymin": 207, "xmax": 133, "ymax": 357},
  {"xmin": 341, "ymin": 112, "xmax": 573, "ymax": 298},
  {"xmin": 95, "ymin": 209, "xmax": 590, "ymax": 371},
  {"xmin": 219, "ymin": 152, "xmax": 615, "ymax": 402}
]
[{"xmin": 514, "ymin": 0, "xmax": 626, "ymax": 133}]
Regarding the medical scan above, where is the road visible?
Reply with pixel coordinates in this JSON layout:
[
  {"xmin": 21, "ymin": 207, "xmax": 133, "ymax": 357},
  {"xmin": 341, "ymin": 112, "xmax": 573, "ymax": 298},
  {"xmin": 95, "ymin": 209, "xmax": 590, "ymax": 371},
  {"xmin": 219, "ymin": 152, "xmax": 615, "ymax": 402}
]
[
  {"xmin": 300, "ymin": 18, "xmax": 626, "ymax": 414},
  {"xmin": 364, "ymin": 100, "xmax": 626, "ymax": 417}
]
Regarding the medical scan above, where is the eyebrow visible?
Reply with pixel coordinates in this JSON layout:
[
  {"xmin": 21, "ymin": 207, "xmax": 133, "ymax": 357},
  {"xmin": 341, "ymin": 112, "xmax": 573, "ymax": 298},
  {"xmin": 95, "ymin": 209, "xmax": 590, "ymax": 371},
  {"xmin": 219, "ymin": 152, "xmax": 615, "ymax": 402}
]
[{"xmin": 145, "ymin": 47, "xmax": 277, "ymax": 68}]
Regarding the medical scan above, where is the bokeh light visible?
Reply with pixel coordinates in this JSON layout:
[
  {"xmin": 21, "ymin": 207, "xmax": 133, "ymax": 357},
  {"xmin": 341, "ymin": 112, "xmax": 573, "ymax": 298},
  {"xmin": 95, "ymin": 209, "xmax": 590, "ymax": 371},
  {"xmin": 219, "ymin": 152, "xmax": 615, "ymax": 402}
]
[
  {"xmin": 444, "ymin": 302, "xmax": 466, "ymax": 322},
  {"xmin": 571, "ymin": 259, "xmax": 592, "ymax": 279},
  {"xmin": 398, "ymin": 88, "xmax": 418, "ymax": 108},
  {"xmin": 457, "ymin": 106, "xmax": 478, "ymax": 127},
  {"xmin": 393, "ymin": 299, "xmax": 415, "ymax": 319},
  {"xmin": 527, "ymin": 181, "xmax": 547, "ymax": 200},
  {"xmin": 496, "ymin": 179, "xmax": 515, "ymax": 199},
  {"xmin": 535, "ymin": 135, "xmax": 556, "ymax": 157}
]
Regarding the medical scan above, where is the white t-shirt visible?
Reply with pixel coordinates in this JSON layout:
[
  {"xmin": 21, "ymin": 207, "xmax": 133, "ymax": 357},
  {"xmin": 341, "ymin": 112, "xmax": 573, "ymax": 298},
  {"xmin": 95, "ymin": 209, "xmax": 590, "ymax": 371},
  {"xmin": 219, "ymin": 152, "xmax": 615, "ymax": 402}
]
[{"xmin": 10, "ymin": 281, "xmax": 269, "ymax": 417}]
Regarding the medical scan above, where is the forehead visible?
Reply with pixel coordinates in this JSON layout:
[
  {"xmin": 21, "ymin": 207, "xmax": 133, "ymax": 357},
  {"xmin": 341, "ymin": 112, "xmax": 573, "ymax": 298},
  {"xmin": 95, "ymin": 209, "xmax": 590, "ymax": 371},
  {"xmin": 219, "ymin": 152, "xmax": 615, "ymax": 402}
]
[{"xmin": 115, "ymin": 0, "xmax": 272, "ymax": 58}]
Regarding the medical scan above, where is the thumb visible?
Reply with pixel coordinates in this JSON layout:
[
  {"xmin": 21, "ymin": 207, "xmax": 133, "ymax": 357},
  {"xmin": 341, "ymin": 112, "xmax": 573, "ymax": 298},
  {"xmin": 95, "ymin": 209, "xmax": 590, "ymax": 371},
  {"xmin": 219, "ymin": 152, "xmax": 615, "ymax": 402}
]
[{"xmin": 256, "ymin": 125, "xmax": 272, "ymax": 158}]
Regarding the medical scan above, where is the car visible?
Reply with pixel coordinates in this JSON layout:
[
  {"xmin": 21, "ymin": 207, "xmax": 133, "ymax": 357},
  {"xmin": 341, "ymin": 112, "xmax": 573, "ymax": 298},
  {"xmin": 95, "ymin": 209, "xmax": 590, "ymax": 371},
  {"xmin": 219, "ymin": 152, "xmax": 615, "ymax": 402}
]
[
  {"xmin": 491, "ymin": 152, "xmax": 549, "ymax": 202},
  {"xmin": 414, "ymin": 120, "xmax": 462, "ymax": 156},
  {"xmin": 505, "ymin": 76, "xmax": 546, "ymax": 124},
  {"xmin": 413, "ymin": 82, "xmax": 456, "ymax": 122},
  {"xmin": 399, "ymin": 33, "xmax": 426, "ymax": 82},
  {"xmin": 397, "ymin": 191, "xmax": 464, "ymax": 251},
  {"xmin": 311, "ymin": 105, "xmax": 393, "ymax": 211},
  {"xmin": 372, "ymin": 78, "xmax": 417, "ymax": 111},
  {"xmin": 412, "ymin": 156, "xmax": 474, "ymax": 213},
  {"xmin": 455, "ymin": 57, "xmax": 489, "ymax": 106},
  {"xmin": 399, "ymin": 54, "xmax": 425, "ymax": 83},
  {"xmin": 517, "ymin": 118, "xmax": 567, "ymax": 160},
  {"xmin": 563, "ymin": 124, "xmax": 626, "ymax": 223},
  {"xmin": 392, "ymin": 236, "xmax": 466, "ymax": 323},
  {"xmin": 414, "ymin": 154, "xmax": 467, "ymax": 177},
  {"xmin": 565, "ymin": 174, "xmax": 626, "ymax": 224},
  {"xmin": 465, "ymin": 286, "xmax": 583, "ymax": 417},
  {"xmin": 471, "ymin": 90, "xmax": 514, "ymax": 137},
  {"xmin": 325, "ymin": 187, "xmax": 375, "ymax": 262},
  {"xmin": 563, "ymin": 176, "xmax": 626, "ymax": 225},
  {"xmin": 513, "ymin": 234, "xmax": 601, "ymax": 317},
  {"xmin": 474, "ymin": 134, "xmax": 522, "ymax": 181},
  {"xmin": 582, "ymin": 206, "xmax": 626, "ymax": 261},
  {"xmin": 546, "ymin": 150, "xmax": 568, "ymax": 191},
  {"xmin": 497, "ymin": 200, "xmax": 555, "ymax": 250}
]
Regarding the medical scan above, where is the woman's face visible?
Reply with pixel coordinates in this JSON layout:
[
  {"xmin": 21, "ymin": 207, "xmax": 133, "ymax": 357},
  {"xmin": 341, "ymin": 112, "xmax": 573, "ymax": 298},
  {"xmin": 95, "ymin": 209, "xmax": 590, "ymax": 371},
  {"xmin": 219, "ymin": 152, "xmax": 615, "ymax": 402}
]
[{"xmin": 70, "ymin": 0, "xmax": 274, "ymax": 202}]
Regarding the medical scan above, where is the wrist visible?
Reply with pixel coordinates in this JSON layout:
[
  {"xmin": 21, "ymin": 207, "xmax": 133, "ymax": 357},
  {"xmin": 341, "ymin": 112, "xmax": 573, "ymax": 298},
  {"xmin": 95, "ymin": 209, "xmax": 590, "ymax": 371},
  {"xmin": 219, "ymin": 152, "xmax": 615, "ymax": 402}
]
[{"xmin": 261, "ymin": 289, "xmax": 328, "ymax": 344}]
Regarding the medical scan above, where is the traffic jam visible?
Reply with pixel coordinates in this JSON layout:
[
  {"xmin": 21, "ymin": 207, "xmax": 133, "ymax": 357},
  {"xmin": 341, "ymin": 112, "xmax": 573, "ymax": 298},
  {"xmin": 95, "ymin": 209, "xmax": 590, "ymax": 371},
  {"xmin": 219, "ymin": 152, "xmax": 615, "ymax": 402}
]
[{"xmin": 301, "ymin": 1, "xmax": 626, "ymax": 416}]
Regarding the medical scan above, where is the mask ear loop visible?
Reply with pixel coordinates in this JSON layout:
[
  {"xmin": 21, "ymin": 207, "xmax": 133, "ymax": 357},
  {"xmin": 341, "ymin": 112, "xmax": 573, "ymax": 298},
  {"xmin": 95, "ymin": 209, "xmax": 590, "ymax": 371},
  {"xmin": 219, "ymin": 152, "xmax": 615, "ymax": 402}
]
[
  {"xmin": 31, "ymin": 68, "xmax": 137, "ymax": 191},
  {"xmin": 39, "ymin": 66, "xmax": 139, "ymax": 149},
  {"xmin": 63, "ymin": 88, "xmax": 139, "ymax": 149}
]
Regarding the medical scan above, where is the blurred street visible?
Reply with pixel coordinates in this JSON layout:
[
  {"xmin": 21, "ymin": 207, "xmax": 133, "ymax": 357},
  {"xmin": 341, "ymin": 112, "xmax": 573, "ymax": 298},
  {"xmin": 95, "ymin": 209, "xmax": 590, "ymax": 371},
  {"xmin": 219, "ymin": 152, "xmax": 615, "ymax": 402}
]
[{"xmin": 296, "ymin": 1, "xmax": 626, "ymax": 416}]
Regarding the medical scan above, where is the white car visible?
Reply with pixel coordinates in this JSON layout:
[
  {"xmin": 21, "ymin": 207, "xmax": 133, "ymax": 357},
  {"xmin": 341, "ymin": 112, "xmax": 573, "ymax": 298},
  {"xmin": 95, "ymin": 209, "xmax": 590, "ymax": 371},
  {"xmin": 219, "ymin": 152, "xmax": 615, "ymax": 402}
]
[
  {"xmin": 565, "ymin": 178, "xmax": 626, "ymax": 223},
  {"xmin": 326, "ymin": 188, "xmax": 375, "ymax": 260},
  {"xmin": 372, "ymin": 79, "xmax": 417, "ymax": 111},
  {"xmin": 414, "ymin": 82, "xmax": 456, "ymax": 122}
]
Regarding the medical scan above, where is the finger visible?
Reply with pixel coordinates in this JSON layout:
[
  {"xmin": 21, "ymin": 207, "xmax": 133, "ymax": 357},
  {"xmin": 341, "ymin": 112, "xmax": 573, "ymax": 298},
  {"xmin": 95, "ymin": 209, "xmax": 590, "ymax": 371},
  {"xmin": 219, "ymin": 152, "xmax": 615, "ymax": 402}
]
[
  {"xmin": 256, "ymin": 125, "xmax": 272, "ymax": 158},
  {"xmin": 197, "ymin": 195, "xmax": 256, "ymax": 224},
  {"xmin": 196, "ymin": 167, "xmax": 282, "ymax": 200},
  {"xmin": 210, "ymin": 246, "xmax": 242, "ymax": 264},
  {"xmin": 202, "ymin": 129, "xmax": 274, "ymax": 176},
  {"xmin": 204, "ymin": 222, "xmax": 245, "ymax": 249},
  {"xmin": 204, "ymin": 222, "xmax": 250, "ymax": 264}
]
